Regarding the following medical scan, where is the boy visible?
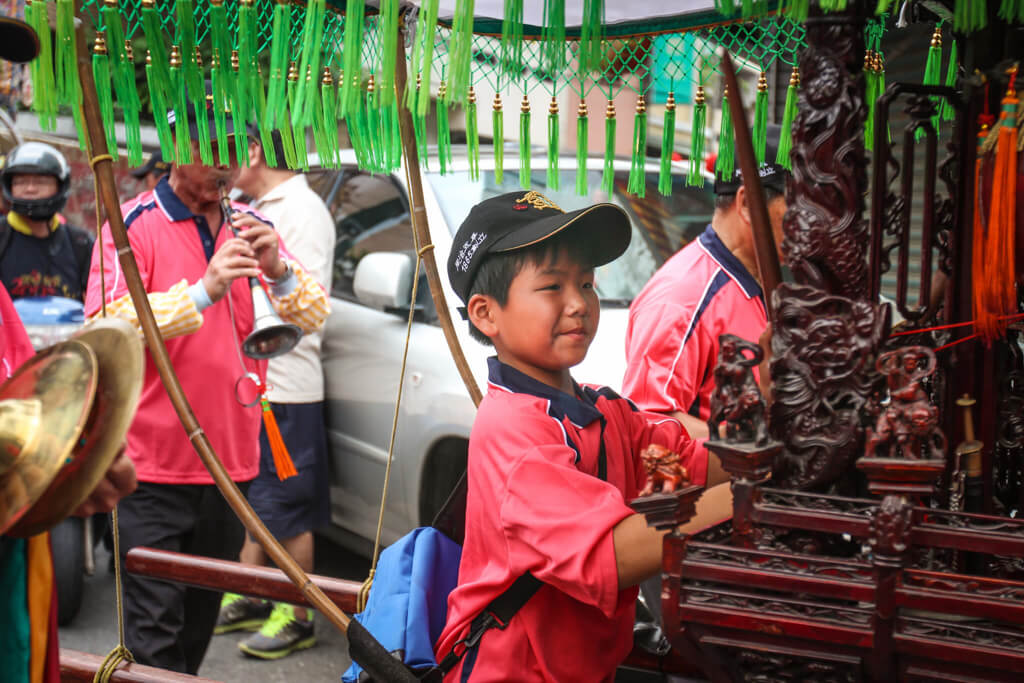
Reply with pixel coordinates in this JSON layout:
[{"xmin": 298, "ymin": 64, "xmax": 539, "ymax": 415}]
[{"xmin": 435, "ymin": 191, "xmax": 727, "ymax": 681}]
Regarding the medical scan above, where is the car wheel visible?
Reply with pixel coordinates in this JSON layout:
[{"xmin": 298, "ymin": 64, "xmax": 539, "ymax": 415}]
[
  {"xmin": 419, "ymin": 438, "xmax": 468, "ymax": 527},
  {"xmin": 51, "ymin": 516, "xmax": 85, "ymax": 626}
]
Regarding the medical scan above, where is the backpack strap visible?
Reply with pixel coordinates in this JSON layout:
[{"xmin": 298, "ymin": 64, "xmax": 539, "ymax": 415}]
[
  {"xmin": 0, "ymin": 219, "xmax": 13, "ymax": 264},
  {"xmin": 426, "ymin": 427, "xmax": 610, "ymax": 679}
]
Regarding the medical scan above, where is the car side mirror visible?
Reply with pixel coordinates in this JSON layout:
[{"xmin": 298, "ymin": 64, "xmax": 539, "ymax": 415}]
[{"xmin": 353, "ymin": 252, "xmax": 414, "ymax": 311}]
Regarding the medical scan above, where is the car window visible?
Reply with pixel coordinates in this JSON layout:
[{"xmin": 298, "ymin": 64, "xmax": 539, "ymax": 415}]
[{"xmin": 426, "ymin": 167, "xmax": 714, "ymax": 304}]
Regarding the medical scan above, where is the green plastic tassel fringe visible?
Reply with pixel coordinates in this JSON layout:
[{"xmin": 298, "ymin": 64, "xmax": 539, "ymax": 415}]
[
  {"xmin": 782, "ymin": 0, "xmax": 809, "ymax": 21},
  {"xmin": 342, "ymin": 0, "xmax": 365, "ymax": 116},
  {"xmin": 28, "ymin": 0, "xmax": 56, "ymax": 131},
  {"xmin": 175, "ymin": 0, "xmax": 209, "ymax": 163},
  {"xmin": 715, "ymin": 0, "xmax": 736, "ymax": 16},
  {"xmin": 57, "ymin": 0, "xmax": 85, "ymax": 149},
  {"xmin": 542, "ymin": 0, "xmax": 567, "ymax": 77},
  {"xmin": 602, "ymin": 99, "xmax": 616, "ymax": 194},
  {"xmin": 252, "ymin": 71, "xmax": 277, "ymax": 169},
  {"xmin": 237, "ymin": 0, "xmax": 257, "ymax": 125},
  {"xmin": 716, "ymin": 90, "xmax": 735, "ymax": 180},
  {"xmin": 687, "ymin": 87, "xmax": 707, "ymax": 187},
  {"xmin": 955, "ymin": 0, "xmax": 988, "ymax": 32},
  {"xmin": 875, "ymin": 0, "xmax": 894, "ymax": 13},
  {"xmin": 467, "ymin": 88, "xmax": 480, "ymax": 181},
  {"xmin": 940, "ymin": 39, "xmax": 958, "ymax": 122},
  {"xmin": 579, "ymin": 0, "xmax": 605, "ymax": 74},
  {"xmin": 147, "ymin": 56, "xmax": 175, "ymax": 162},
  {"xmin": 547, "ymin": 97, "xmax": 560, "ymax": 191},
  {"xmin": 413, "ymin": 112, "xmax": 429, "ymax": 170},
  {"xmin": 210, "ymin": 60, "xmax": 231, "ymax": 167},
  {"xmin": 777, "ymin": 68, "xmax": 799, "ymax": 166},
  {"xmin": 295, "ymin": 0, "xmax": 327, "ymax": 124},
  {"xmin": 493, "ymin": 94, "xmax": 505, "ymax": 185},
  {"xmin": 230, "ymin": 57, "xmax": 249, "ymax": 167},
  {"xmin": 209, "ymin": 0, "xmax": 234, "ymax": 164},
  {"xmin": 141, "ymin": 0, "xmax": 171, "ymax": 110},
  {"xmin": 501, "ymin": 0, "xmax": 524, "ymax": 85},
  {"xmin": 752, "ymin": 72, "xmax": 768, "ymax": 165},
  {"xmin": 999, "ymin": 0, "xmax": 1024, "ymax": 22},
  {"xmin": 448, "ymin": 0, "xmax": 476, "ymax": 104},
  {"xmin": 267, "ymin": 1, "xmax": 293, "ymax": 132},
  {"xmin": 917, "ymin": 25, "xmax": 943, "ymax": 142},
  {"xmin": 628, "ymin": 97, "xmax": 647, "ymax": 198},
  {"xmin": 92, "ymin": 35, "xmax": 118, "ymax": 158},
  {"xmin": 169, "ymin": 48, "xmax": 192, "ymax": 164},
  {"xmin": 55, "ymin": 0, "xmax": 78, "ymax": 105},
  {"xmin": 407, "ymin": 0, "xmax": 438, "ymax": 117},
  {"xmin": 576, "ymin": 101, "xmax": 589, "ymax": 196},
  {"xmin": 437, "ymin": 83, "xmax": 452, "ymax": 175},
  {"xmin": 321, "ymin": 70, "xmax": 339, "ymax": 168},
  {"xmin": 377, "ymin": 0, "xmax": 398, "ymax": 108},
  {"xmin": 819, "ymin": 0, "xmax": 847, "ymax": 10},
  {"xmin": 659, "ymin": 93, "xmax": 676, "ymax": 196},
  {"xmin": 519, "ymin": 95, "xmax": 531, "ymax": 188}
]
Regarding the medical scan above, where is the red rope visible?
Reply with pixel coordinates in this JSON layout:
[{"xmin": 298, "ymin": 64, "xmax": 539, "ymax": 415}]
[{"xmin": 890, "ymin": 311, "xmax": 1024, "ymax": 337}]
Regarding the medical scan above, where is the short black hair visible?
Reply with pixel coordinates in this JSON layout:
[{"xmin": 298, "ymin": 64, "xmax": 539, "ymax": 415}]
[
  {"xmin": 714, "ymin": 186, "xmax": 785, "ymax": 212},
  {"xmin": 466, "ymin": 231, "xmax": 594, "ymax": 345}
]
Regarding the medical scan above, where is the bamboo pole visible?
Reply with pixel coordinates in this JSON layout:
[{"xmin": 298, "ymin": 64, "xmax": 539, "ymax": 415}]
[
  {"xmin": 719, "ymin": 51, "xmax": 783, "ymax": 319},
  {"xmin": 395, "ymin": 14, "xmax": 482, "ymax": 408},
  {"xmin": 73, "ymin": 23, "xmax": 415, "ymax": 683}
]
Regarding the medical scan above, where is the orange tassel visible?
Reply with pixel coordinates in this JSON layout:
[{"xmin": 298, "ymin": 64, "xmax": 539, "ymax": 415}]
[
  {"xmin": 978, "ymin": 68, "xmax": 1019, "ymax": 345},
  {"xmin": 261, "ymin": 396, "xmax": 297, "ymax": 480},
  {"xmin": 972, "ymin": 96, "xmax": 994, "ymax": 344}
]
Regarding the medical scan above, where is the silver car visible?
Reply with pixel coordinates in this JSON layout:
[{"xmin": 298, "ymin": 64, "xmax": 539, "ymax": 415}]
[{"xmin": 310, "ymin": 152, "xmax": 714, "ymax": 555}]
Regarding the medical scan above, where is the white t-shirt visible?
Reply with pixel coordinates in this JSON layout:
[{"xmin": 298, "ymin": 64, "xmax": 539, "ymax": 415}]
[{"xmin": 254, "ymin": 174, "xmax": 334, "ymax": 403}]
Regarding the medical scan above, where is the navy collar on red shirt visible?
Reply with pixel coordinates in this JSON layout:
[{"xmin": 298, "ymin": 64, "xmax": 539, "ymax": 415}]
[
  {"xmin": 698, "ymin": 224, "xmax": 764, "ymax": 301},
  {"xmin": 153, "ymin": 174, "xmax": 194, "ymax": 222},
  {"xmin": 486, "ymin": 356, "xmax": 603, "ymax": 428}
]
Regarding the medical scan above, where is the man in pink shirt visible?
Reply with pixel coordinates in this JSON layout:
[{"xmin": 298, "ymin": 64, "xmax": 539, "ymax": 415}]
[{"xmin": 85, "ymin": 97, "xmax": 328, "ymax": 674}]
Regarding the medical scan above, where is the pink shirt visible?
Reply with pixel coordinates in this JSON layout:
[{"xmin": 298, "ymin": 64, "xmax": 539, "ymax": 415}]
[
  {"xmin": 435, "ymin": 359, "xmax": 702, "ymax": 682},
  {"xmin": 623, "ymin": 225, "xmax": 767, "ymax": 421},
  {"xmin": 0, "ymin": 283, "xmax": 36, "ymax": 378},
  {"xmin": 84, "ymin": 179, "xmax": 273, "ymax": 484}
]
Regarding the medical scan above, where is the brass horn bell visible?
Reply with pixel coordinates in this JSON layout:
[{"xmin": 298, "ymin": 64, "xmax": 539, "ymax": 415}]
[{"xmin": 243, "ymin": 281, "xmax": 301, "ymax": 360}]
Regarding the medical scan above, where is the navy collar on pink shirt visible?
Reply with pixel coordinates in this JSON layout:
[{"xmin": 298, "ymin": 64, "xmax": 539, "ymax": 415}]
[
  {"xmin": 698, "ymin": 224, "xmax": 764, "ymax": 302},
  {"xmin": 153, "ymin": 175, "xmax": 218, "ymax": 261},
  {"xmin": 486, "ymin": 356, "xmax": 603, "ymax": 429}
]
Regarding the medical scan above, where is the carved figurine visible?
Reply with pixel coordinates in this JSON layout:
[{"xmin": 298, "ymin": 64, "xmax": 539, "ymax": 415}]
[
  {"xmin": 638, "ymin": 444, "xmax": 689, "ymax": 497},
  {"xmin": 864, "ymin": 346, "xmax": 946, "ymax": 460},
  {"xmin": 707, "ymin": 334, "xmax": 770, "ymax": 446}
]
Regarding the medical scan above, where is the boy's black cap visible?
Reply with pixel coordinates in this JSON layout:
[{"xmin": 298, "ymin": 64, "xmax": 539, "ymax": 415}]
[
  {"xmin": 0, "ymin": 17, "xmax": 39, "ymax": 63},
  {"xmin": 713, "ymin": 123, "xmax": 789, "ymax": 196},
  {"xmin": 448, "ymin": 191, "xmax": 632, "ymax": 305}
]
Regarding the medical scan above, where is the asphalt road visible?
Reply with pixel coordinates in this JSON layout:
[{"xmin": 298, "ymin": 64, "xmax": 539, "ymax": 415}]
[{"xmin": 59, "ymin": 535, "xmax": 371, "ymax": 683}]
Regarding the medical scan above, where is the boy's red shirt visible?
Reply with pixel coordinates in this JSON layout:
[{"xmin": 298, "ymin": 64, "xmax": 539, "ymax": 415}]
[{"xmin": 435, "ymin": 358, "xmax": 704, "ymax": 682}]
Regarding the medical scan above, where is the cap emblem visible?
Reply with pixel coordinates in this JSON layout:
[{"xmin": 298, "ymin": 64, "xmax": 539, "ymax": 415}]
[
  {"xmin": 454, "ymin": 232, "xmax": 486, "ymax": 273},
  {"xmin": 515, "ymin": 191, "xmax": 562, "ymax": 213}
]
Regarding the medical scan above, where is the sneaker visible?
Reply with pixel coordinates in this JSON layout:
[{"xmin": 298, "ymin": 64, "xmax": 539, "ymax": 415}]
[
  {"xmin": 238, "ymin": 603, "xmax": 316, "ymax": 660},
  {"xmin": 214, "ymin": 593, "xmax": 273, "ymax": 635}
]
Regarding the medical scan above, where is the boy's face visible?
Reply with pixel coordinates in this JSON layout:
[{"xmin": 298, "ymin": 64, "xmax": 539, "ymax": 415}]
[{"xmin": 472, "ymin": 247, "xmax": 599, "ymax": 393}]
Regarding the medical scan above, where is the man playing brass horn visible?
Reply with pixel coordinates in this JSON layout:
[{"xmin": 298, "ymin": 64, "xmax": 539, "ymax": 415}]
[{"xmin": 85, "ymin": 88, "xmax": 329, "ymax": 674}]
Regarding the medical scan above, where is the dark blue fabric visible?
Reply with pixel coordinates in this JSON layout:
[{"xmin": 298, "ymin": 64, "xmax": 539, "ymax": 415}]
[
  {"xmin": 697, "ymin": 225, "xmax": 764, "ymax": 302},
  {"xmin": 342, "ymin": 527, "xmax": 462, "ymax": 682},
  {"xmin": 247, "ymin": 401, "xmax": 330, "ymax": 540}
]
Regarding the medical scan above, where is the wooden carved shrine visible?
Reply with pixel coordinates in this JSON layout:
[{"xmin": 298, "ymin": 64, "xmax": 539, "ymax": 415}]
[{"xmin": 630, "ymin": 3, "xmax": 1024, "ymax": 682}]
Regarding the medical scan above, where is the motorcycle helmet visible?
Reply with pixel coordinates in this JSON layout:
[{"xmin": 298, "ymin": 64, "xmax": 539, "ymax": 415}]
[{"xmin": 1, "ymin": 142, "xmax": 72, "ymax": 220}]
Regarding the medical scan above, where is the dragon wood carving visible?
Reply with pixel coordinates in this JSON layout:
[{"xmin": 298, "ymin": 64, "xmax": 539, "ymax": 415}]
[
  {"xmin": 782, "ymin": 9, "xmax": 870, "ymax": 299},
  {"xmin": 770, "ymin": 284, "xmax": 888, "ymax": 490}
]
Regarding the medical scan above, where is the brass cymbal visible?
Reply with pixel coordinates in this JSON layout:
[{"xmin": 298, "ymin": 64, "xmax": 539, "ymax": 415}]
[
  {"xmin": 9, "ymin": 318, "xmax": 143, "ymax": 537},
  {"xmin": 0, "ymin": 340, "xmax": 97, "ymax": 536}
]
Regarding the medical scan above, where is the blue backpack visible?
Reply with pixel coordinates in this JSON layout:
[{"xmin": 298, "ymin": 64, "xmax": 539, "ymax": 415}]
[
  {"xmin": 344, "ymin": 436, "xmax": 607, "ymax": 682},
  {"xmin": 340, "ymin": 474, "xmax": 544, "ymax": 683}
]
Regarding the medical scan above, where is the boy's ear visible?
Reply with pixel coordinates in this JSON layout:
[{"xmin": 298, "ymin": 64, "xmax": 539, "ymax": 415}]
[{"xmin": 466, "ymin": 293, "xmax": 499, "ymax": 339}]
